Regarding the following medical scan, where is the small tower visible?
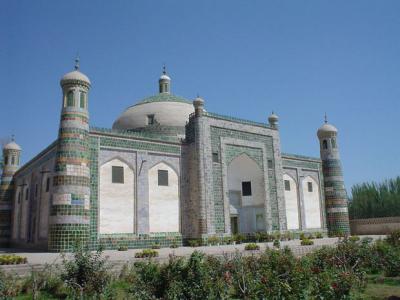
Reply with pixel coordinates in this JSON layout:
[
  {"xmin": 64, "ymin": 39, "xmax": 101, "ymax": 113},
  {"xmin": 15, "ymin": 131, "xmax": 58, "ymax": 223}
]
[
  {"xmin": 193, "ymin": 95, "xmax": 204, "ymax": 117},
  {"xmin": 159, "ymin": 65, "xmax": 171, "ymax": 94},
  {"xmin": 49, "ymin": 58, "xmax": 91, "ymax": 251},
  {"xmin": 317, "ymin": 115, "xmax": 350, "ymax": 236},
  {"xmin": 0, "ymin": 137, "xmax": 21, "ymax": 246},
  {"xmin": 268, "ymin": 111, "xmax": 279, "ymax": 129}
]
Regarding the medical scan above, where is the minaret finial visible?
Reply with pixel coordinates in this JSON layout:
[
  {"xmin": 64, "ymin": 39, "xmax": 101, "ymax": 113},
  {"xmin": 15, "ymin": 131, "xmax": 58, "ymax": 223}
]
[
  {"xmin": 74, "ymin": 54, "xmax": 80, "ymax": 70},
  {"xmin": 324, "ymin": 112, "xmax": 328, "ymax": 124},
  {"xmin": 162, "ymin": 63, "xmax": 166, "ymax": 75},
  {"xmin": 11, "ymin": 134, "xmax": 15, "ymax": 142}
]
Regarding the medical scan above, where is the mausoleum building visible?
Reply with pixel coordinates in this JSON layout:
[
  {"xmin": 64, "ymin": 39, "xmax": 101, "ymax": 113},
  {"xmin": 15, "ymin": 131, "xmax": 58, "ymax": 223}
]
[{"xmin": 0, "ymin": 62, "xmax": 350, "ymax": 251}]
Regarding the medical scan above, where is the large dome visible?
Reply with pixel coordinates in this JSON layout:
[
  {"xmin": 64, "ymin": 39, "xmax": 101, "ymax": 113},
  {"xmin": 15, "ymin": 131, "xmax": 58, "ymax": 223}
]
[
  {"xmin": 113, "ymin": 69, "xmax": 194, "ymax": 136},
  {"xmin": 112, "ymin": 93, "xmax": 194, "ymax": 132}
]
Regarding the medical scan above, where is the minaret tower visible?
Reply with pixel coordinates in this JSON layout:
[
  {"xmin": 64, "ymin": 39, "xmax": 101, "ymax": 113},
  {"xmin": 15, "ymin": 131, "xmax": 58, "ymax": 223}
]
[
  {"xmin": 317, "ymin": 115, "xmax": 350, "ymax": 236},
  {"xmin": 159, "ymin": 65, "xmax": 171, "ymax": 94},
  {"xmin": 49, "ymin": 58, "xmax": 91, "ymax": 251},
  {"xmin": 0, "ymin": 137, "xmax": 21, "ymax": 246}
]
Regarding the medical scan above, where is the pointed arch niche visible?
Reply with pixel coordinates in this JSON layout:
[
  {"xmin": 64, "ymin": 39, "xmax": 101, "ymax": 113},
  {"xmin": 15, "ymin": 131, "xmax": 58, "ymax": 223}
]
[
  {"xmin": 99, "ymin": 158, "xmax": 135, "ymax": 234},
  {"xmin": 148, "ymin": 162, "xmax": 179, "ymax": 233},
  {"xmin": 227, "ymin": 153, "xmax": 265, "ymax": 233},
  {"xmin": 302, "ymin": 176, "xmax": 322, "ymax": 229},
  {"xmin": 283, "ymin": 174, "xmax": 300, "ymax": 230}
]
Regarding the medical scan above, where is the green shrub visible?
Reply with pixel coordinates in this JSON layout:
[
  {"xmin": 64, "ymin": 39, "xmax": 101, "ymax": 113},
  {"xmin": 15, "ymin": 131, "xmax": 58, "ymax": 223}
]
[
  {"xmin": 244, "ymin": 243, "xmax": 260, "ymax": 251},
  {"xmin": 315, "ymin": 232, "xmax": 323, "ymax": 239},
  {"xmin": 233, "ymin": 233, "xmax": 245, "ymax": 244},
  {"xmin": 118, "ymin": 245, "xmax": 128, "ymax": 251},
  {"xmin": 386, "ymin": 229, "xmax": 400, "ymax": 247},
  {"xmin": 349, "ymin": 235, "xmax": 360, "ymax": 242},
  {"xmin": 301, "ymin": 238, "xmax": 314, "ymax": 246},
  {"xmin": 207, "ymin": 235, "xmax": 219, "ymax": 245},
  {"xmin": 299, "ymin": 232, "xmax": 306, "ymax": 240},
  {"xmin": 61, "ymin": 242, "xmax": 110, "ymax": 296},
  {"xmin": 135, "ymin": 249, "xmax": 159, "ymax": 258},
  {"xmin": 170, "ymin": 242, "xmax": 179, "ymax": 248},
  {"xmin": 151, "ymin": 243, "xmax": 161, "ymax": 249},
  {"xmin": 223, "ymin": 236, "xmax": 233, "ymax": 245},
  {"xmin": 0, "ymin": 254, "xmax": 27, "ymax": 265},
  {"xmin": 187, "ymin": 239, "xmax": 201, "ymax": 247},
  {"xmin": 273, "ymin": 239, "xmax": 280, "ymax": 248}
]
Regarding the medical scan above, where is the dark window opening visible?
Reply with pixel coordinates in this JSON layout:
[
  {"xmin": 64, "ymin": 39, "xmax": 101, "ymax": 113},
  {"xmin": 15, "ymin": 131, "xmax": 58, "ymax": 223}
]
[
  {"xmin": 46, "ymin": 177, "xmax": 50, "ymax": 192},
  {"xmin": 268, "ymin": 159, "xmax": 273, "ymax": 169},
  {"xmin": 308, "ymin": 182, "xmax": 313, "ymax": 192},
  {"xmin": 322, "ymin": 140, "xmax": 328, "ymax": 150},
  {"xmin": 35, "ymin": 184, "xmax": 38, "ymax": 197},
  {"xmin": 158, "ymin": 170, "xmax": 169, "ymax": 186},
  {"xmin": 147, "ymin": 114, "xmax": 155, "ymax": 125},
  {"xmin": 212, "ymin": 152, "xmax": 219, "ymax": 163},
  {"xmin": 11, "ymin": 156, "xmax": 15, "ymax": 165},
  {"xmin": 242, "ymin": 181, "xmax": 252, "ymax": 196},
  {"xmin": 4, "ymin": 156, "xmax": 8, "ymax": 165},
  {"xmin": 25, "ymin": 188, "xmax": 29, "ymax": 201},
  {"xmin": 284, "ymin": 180, "xmax": 291, "ymax": 191},
  {"xmin": 17, "ymin": 192, "xmax": 21, "ymax": 204},
  {"xmin": 112, "ymin": 166, "xmax": 124, "ymax": 184}
]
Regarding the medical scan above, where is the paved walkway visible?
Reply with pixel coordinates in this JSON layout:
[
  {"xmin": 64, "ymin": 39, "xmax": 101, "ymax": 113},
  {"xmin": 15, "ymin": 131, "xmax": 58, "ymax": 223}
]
[{"xmin": 0, "ymin": 236, "xmax": 385, "ymax": 275}]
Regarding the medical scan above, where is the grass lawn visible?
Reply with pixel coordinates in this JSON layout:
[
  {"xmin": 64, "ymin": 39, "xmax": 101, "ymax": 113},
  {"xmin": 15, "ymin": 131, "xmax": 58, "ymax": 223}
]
[{"xmin": 354, "ymin": 275, "xmax": 400, "ymax": 300}]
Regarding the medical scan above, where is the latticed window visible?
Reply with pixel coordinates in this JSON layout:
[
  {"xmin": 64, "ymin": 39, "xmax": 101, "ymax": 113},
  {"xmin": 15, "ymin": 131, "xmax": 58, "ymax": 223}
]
[
  {"xmin": 242, "ymin": 181, "xmax": 252, "ymax": 196},
  {"xmin": 268, "ymin": 159, "xmax": 273, "ymax": 169},
  {"xmin": 67, "ymin": 91, "xmax": 74, "ymax": 107},
  {"xmin": 308, "ymin": 182, "xmax": 313, "ymax": 192},
  {"xmin": 112, "ymin": 166, "xmax": 124, "ymax": 184},
  {"xmin": 284, "ymin": 180, "xmax": 291, "ymax": 191},
  {"xmin": 80, "ymin": 92, "xmax": 86, "ymax": 108},
  {"xmin": 158, "ymin": 170, "xmax": 169, "ymax": 186}
]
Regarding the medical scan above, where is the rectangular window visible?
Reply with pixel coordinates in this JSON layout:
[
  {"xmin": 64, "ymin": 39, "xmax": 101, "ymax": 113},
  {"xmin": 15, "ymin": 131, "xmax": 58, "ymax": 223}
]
[
  {"xmin": 25, "ymin": 188, "xmax": 29, "ymax": 201},
  {"xmin": 147, "ymin": 114, "xmax": 155, "ymax": 125},
  {"xmin": 308, "ymin": 182, "xmax": 313, "ymax": 192},
  {"xmin": 212, "ymin": 152, "xmax": 219, "ymax": 163},
  {"xmin": 158, "ymin": 170, "xmax": 169, "ymax": 186},
  {"xmin": 242, "ymin": 181, "xmax": 252, "ymax": 196},
  {"xmin": 112, "ymin": 166, "xmax": 124, "ymax": 184},
  {"xmin": 35, "ymin": 184, "xmax": 38, "ymax": 197},
  {"xmin": 4, "ymin": 156, "xmax": 8, "ymax": 165},
  {"xmin": 268, "ymin": 159, "xmax": 273, "ymax": 169},
  {"xmin": 284, "ymin": 180, "xmax": 291, "ymax": 191},
  {"xmin": 46, "ymin": 177, "xmax": 50, "ymax": 192}
]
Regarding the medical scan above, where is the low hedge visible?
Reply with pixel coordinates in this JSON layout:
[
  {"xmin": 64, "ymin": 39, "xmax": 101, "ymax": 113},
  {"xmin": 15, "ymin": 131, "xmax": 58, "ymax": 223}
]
[
  {"xmin": 135, "ymin": 249, "xmax": 158, "ymax": 258},
  {"xmin": 0, "ymin": 254, "xmax": 27, "ymax": 265},
  {"xmin": 244, "ymin": 243, "xmax": 260, "ymax": 251}
]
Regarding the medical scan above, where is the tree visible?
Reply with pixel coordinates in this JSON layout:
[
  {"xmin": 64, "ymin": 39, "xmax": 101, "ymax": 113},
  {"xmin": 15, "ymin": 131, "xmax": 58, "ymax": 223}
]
[{"xmin": 349, "ymin": 177, "xmax": 400, "ymax": 219}]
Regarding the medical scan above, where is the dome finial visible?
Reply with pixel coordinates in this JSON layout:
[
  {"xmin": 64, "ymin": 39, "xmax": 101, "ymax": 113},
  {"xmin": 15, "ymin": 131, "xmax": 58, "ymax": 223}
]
[
  {"xmin": 324, "ymin": 112, "xmax": 328, "ymax": 124},
  {"xmin": 74, "ymin": 54, "xmax": 80, "ymax": 70},
  {"xmin": 11, "ymin": 134, "xmax": 15, "ymax": 142},
  {"xmin": 163, "ymin": 63, "xmax": 166, "ymax": 75}
]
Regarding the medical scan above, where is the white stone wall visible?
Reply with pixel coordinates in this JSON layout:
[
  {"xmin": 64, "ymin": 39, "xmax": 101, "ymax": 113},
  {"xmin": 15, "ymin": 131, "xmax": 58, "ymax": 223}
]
[
  {"xmin": 148, "ymin": 162, "xmax": 179, "ymax": 233},
  {"xmin": 302, "ymin": 176, "xmax": 322, "ymax": 229},
  {"xmin": 99, "ymin": 159, "xmax": 135, "ymax": 234},
  {"xmin": 283, "ymin": 174, "xmax": 300, "ymax": 230}
]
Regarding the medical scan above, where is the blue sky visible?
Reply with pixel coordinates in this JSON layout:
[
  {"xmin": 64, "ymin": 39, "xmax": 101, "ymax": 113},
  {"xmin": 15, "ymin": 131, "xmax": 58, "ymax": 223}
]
[{"xmin": 1, "ymin": 1, "xmax": 399, "ymax": 191}]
